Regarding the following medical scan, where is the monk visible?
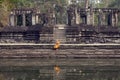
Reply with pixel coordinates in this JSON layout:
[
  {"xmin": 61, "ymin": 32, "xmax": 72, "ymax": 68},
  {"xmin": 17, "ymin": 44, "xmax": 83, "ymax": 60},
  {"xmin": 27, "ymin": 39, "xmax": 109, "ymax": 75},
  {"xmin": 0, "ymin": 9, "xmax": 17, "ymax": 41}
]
[{"xmin": 54, "ymin": 40, "xmax": 60, "ymax": 50}]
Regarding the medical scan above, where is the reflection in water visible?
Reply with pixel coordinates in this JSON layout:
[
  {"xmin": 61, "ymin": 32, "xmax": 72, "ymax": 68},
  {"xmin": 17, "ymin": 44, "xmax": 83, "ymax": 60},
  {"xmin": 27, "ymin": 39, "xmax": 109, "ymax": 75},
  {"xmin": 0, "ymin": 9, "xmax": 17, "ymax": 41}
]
[{"xmin": 0, "ymin": 58, "xmax": 120, "ymax": 80}]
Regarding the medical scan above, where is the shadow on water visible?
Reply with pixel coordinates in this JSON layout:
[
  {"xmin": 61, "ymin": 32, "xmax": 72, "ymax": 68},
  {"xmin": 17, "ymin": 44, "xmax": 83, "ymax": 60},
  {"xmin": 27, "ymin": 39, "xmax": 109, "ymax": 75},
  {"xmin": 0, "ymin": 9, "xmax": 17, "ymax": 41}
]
[{"xmin": 0, "ymin": 58, "xmax": 120, "ymax": 80}]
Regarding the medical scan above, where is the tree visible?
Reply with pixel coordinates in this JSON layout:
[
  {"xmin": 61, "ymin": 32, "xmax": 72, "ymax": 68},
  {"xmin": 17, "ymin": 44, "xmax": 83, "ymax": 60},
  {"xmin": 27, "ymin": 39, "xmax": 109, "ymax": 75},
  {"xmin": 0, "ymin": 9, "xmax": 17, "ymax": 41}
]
[
  {"xmin": 0, "ymin": 0, "xmax": 34, "ymax": 27},
  {"xmin": 108, "ymin": 0, "xmax": 120, "ymax": 8},
  {"xmin": 0, "ymin": 0, "xmax": 12, "ymax": 27},
  {"xmin": 36, "ymin": 0, "xmax": 68, "ymax": 24}
]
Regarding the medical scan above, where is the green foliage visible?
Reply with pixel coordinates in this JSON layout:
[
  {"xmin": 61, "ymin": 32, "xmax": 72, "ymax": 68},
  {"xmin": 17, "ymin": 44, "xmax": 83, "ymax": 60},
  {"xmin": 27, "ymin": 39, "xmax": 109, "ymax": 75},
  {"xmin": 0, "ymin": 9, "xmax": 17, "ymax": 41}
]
[
  {"xmin": 35, "ymin": 0, "xmax": 67, "ymax": 24},
  {"xmin": 94, "ymin": 0, "xmax": 120, "ymax": 8},
  {"xmin": 108, "ymin": 0, "xmax": 120, "ymax": 8},
  {"xmin": 0, "ymin": 0, "xmax": 11, "ymax": 27},
  {"xmin": 9, "ymin": 0, "xmax": 34, "ymax": 8}
]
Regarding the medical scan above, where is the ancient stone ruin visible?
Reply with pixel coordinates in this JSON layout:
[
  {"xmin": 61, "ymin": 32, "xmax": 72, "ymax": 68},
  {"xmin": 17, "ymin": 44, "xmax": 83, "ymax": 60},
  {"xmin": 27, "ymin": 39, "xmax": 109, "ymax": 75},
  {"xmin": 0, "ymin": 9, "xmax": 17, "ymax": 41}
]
[{"xmin": 0, "ymin": 5, "xmax": 120, "ymax": 44}]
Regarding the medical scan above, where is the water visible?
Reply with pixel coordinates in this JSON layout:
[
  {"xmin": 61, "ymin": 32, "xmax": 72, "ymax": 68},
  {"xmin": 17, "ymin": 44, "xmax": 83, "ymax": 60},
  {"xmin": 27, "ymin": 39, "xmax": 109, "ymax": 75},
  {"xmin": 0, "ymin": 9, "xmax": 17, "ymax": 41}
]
[{"xmin": 0, "ymin": 58, "xmax": 120, "ymax": 80}]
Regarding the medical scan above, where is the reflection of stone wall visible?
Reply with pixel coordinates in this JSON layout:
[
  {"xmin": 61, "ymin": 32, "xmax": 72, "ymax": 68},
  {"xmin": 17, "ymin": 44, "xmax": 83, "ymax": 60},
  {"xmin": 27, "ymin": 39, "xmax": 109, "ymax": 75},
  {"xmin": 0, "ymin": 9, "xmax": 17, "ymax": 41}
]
[{"xmin": 0, "ymin": 58, "xmax": 120, "ymax": 80}]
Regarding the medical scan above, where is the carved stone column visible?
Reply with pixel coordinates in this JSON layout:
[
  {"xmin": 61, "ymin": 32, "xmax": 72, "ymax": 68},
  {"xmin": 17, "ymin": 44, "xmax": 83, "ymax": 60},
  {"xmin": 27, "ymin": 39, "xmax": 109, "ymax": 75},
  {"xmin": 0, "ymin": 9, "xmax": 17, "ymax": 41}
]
[
  {"xmin": 92, "ymin": 13, "xmax": 94, "ymax": 25},
  {"xmin": 86, "ymin": 9, "xmax": 94, "ymax": 25},
  {"xmin": 110, "ymin": 12, "xmax": 117, "ymax": 26},
  {"xmin": 9, "ymin": 14, "xmax": 15, "ymax": 26},
  {"xmin": 115, "ymin": 12, "xmax": 118, "ymax": 26},
  {"xmin": 75, "ymin": 7, "xmax": 80, "ymax": 24},
  {"xmin": 23, "ymin": 14, "xmax": 26, "ymax": 26},
  {"xmin": 32, "ymin": 14, "xmax": 36, "ymax": 25},
  {"xmin": 98, "ymin": 9, "xmax": 102, "ymax": 25},
  {"xmin": 110, "ymin": 13, "xmax": 114, "ymax": 26},
  {"xmin": 98, "ymin": 9, "xmax": 105, "ymax": 25},
  {"xmin": 102, "ymin": 13, "xmax": 106, "ymax": 25},
  {"xmin": 98, "ymin": 14, "xmax": 102, "ymax": 25},
  {"xmin": 72, "ymin": 11, "xmax": 76, "ymax": 25},
  {"xmin": 86, "ymin": 9, "xmax": 91, "ymax": 25},
  {"xmin": 35, "ymin": 15, "xmax": 39, "ymax": 24},
  {"xmin": 89, "ymin": 12, "xmax": 94, "ymax": 25}
]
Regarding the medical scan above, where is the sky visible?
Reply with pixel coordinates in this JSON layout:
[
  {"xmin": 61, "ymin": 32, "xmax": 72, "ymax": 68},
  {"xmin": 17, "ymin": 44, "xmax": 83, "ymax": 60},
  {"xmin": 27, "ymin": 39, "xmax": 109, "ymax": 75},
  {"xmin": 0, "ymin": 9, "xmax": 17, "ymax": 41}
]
[{"xmin": 68, "ymin": 0, "xmax": 101, "ymax": 4}]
